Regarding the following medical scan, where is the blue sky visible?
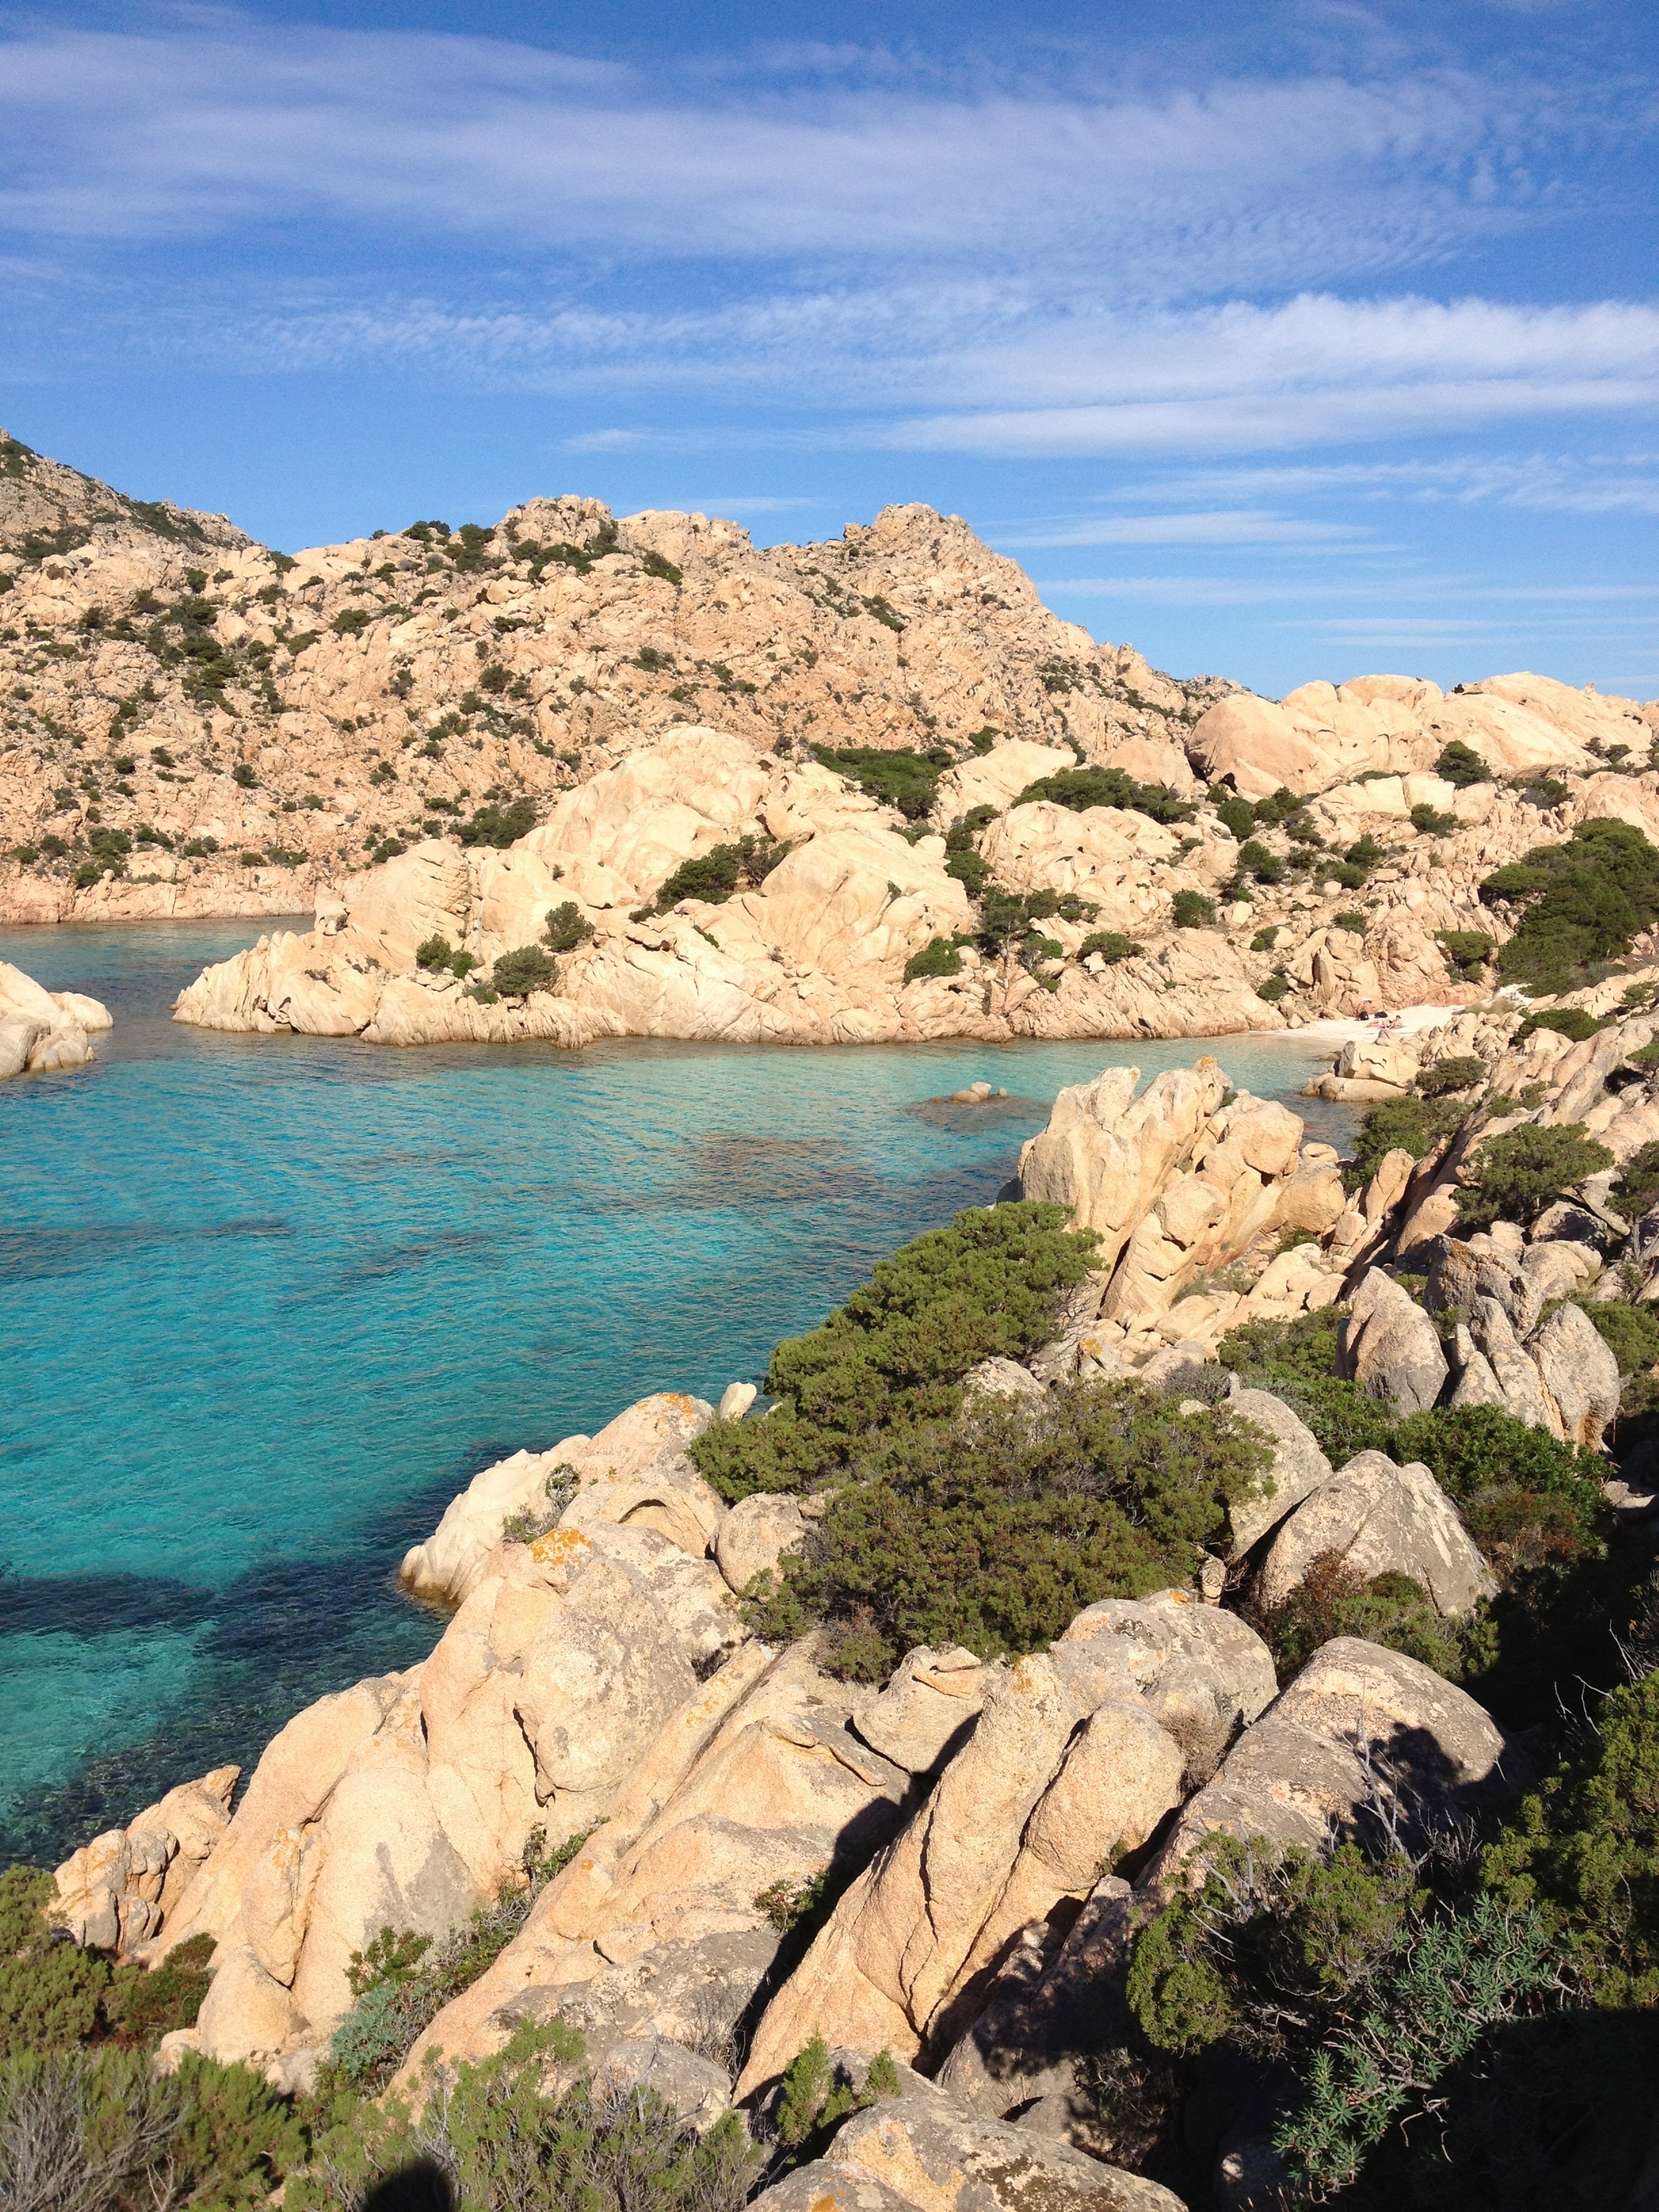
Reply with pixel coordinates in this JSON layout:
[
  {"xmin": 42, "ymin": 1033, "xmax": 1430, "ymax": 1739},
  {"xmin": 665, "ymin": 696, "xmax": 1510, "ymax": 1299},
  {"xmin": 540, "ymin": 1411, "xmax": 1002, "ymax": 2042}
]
[{"xmin": 0, "ymin": 0, "xmax": 1654, "ymax": 697}]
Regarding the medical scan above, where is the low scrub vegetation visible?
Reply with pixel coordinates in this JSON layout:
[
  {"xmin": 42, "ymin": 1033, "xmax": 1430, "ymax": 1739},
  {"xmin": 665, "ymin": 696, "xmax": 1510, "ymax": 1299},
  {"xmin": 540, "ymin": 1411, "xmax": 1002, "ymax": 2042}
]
[
  {"xmin": 689, "ymin": 1202, "xmax": 1101, "ymax": 1502},
  {"xmin": 1481, "ymin": 819, "xmax": 1659, "ymax": 994},
  {"xmin": 1011, "ymin": 763, "xmax": 1195, "ymax": 825}
]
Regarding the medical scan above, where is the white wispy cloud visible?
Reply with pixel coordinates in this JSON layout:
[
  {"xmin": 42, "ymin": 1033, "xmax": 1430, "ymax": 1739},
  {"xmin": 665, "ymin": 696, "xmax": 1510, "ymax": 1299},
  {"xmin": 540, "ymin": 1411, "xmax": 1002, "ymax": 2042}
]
[
  {"xmin": 0, "ymin": 15, "xmax": 1605, "ymax": 295},
  {"xmin": 1106, "ymin": 453, "xmax": 1659, "ymax": 512},
  {"xmin": 999, "ymin": 509, "xmax": 1375, "ymax": 546}
]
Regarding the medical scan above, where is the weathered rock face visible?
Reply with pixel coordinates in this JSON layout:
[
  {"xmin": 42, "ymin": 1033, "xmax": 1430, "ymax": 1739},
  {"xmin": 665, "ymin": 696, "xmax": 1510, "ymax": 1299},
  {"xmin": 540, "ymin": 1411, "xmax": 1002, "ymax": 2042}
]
[
  {"xmin": 784, "ymin": 2081, "xmax": 1188, "ymax": 2212},
  {"xmin": 1256, "ymin": 1451, "xmax": 1498, "ymax": 1616},
  {"xmin": 1187, "ymin": 670, "xmax": 1642, "ymax": 801},
  {"xmin": 399, "ymin": 1389, "xmax": 719, "ymax": 1607},
  {"xmin": 1340, "ymin": 1267, "xmax": 1449, "ymax": 1413},
  {"xmin": 714, "ymin": 1493, "xmax": 808, "ymax": 1595},
  {"xmin": 736, "ymin": 1597, "xmax": 1274, "ymax": 2091},
  {"xmin": 1141, "ymin": 1637, "xmax": 1512, "ymax": 1885},
  {"xmin": 0, "ymin": 442, "xmax": 1242, "ymax": 929},
  {"xmin": 1417, "ymin": 1231, "xmax": 1622, "ymax": 1448},
  {"xmin": 1221, "ymin": 1387, "xmax": 1334, "ymax": 1559},
  {"xmin": 129, "ymin": 1479, "xmax": 744, "ymax": 2072},
  {"xmin": 0, "ymin": 960, "xmax": 110, "ymax": 1078},
  {"xmin": 54, "ymin": 1767, "xmax": 239, "ymax": 1952},
  {"xmin": 396, "ymin": 1637, "xmax": 913, "ymax": 2082}
]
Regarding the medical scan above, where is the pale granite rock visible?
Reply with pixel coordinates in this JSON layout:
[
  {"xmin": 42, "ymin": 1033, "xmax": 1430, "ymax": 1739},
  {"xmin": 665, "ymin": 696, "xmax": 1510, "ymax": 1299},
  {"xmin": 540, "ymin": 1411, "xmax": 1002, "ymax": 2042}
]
[{"xmin": 1258, "ymin": 1451, "xmax": 1497, "ymax": 1616}]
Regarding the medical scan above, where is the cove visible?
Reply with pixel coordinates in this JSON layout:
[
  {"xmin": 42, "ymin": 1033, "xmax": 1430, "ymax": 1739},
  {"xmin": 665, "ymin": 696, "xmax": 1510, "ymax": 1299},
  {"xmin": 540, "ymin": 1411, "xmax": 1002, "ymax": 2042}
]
[{"xmin": 0, "ymin": 919, "xmax": 1356, "ymax": 1866}]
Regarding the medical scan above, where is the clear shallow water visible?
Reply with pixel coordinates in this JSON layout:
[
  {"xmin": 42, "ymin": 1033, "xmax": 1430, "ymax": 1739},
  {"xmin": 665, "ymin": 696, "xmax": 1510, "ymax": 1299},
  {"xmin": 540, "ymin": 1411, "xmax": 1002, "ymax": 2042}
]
[{"xmin": 0, "ymin": 919, "xmax": 1353, "ymax": 1865}]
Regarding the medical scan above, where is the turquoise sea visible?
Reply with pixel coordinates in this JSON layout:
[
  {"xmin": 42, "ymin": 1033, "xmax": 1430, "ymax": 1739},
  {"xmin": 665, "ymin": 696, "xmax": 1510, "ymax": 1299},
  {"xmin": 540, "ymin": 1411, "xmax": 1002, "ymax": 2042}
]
[{"xmin": 0, "ymin": 919, "xmax": 1355, "ymax": 1866}]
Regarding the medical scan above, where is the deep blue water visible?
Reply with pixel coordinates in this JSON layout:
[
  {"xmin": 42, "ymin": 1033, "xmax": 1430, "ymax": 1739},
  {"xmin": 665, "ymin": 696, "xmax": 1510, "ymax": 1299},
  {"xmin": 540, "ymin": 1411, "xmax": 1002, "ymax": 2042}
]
[{"xmin": 0, "ymin": 919, "xmax": 1353, "ymax": 1865}]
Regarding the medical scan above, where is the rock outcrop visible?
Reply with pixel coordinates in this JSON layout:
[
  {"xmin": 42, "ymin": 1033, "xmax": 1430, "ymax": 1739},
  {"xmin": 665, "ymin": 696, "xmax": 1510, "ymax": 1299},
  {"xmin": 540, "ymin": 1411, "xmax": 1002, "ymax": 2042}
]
[
  {"xmin": 1256, "ymin": 1451, "xmax": 1497, "ymax": 1616},
  {"xmin": 1012, "ymin": 1067, "xmax": 1344, "ymax": 1366},
  {"xmin": 1142, "ymin": 1637, "xmax": 1512, "ymax": 1881},
  {"xmin": 0, "ymin": 959, "xmax": 111, "ymax": 1077},
  {"xmin": 735, "ymin": 1595, "xmax": 1275, "ymax": 2092}
]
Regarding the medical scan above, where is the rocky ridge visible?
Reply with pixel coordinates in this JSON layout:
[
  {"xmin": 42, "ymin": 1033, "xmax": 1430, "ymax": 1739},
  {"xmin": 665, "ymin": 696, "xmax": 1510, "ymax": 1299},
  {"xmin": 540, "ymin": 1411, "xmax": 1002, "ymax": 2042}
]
[
  {"xmin": 0, "ymin": 432, "xmax": 1229, "ymax": 929},
  {"xmin": 51, "ymin": 1011, "xmax": 1659, "ymax": 2206}
]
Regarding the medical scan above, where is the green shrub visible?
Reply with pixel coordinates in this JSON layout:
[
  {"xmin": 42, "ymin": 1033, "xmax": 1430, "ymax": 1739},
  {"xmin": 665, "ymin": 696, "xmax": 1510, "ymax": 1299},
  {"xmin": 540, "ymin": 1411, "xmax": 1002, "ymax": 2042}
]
[
  {"xmin": 1389, "ymin": 1403, "xmax": 1604, "ymax": 1576},
  {"xmin": 1216, "ymin": 796, "xmax": 1256, "ymax": 840},
  {"xmin": 1349, "ymin": 1093, "xmax": 1469, "ymax": 1179},
  {"xmin": 1078, "ymin": 930, "xmax": 1143, "ymax": 964},
  {"xmin": 1454, "ymin": 1122, "xmax": 1614, "ymax": 1231},
  {"xmin": 0, "ymin": 2046, "xmax": 306, "ymax": 2212},
  {"xmin": 292, "ymin": 2020, "xmax": 756, "ymax": 2212},
  {"xmin": 1254, "ymin": 1552, "xmax": 1465, "ymax": 1679},
  {"xmin": 688, "ymin": 1202, "xmax": 1099, "ymax": 1503},
  {"xmin": 1170, "ymin": 890, "xmax": 1215, "ymax": 928},
  {"xmin": 1344, "ymin": 833, "xmax": 1388, "ymax": 876},
  {"xmin": 1249, "ymin": 924, "xmax": 1279, "ymax": 951},
  {"xmin": 331, "ymin": 608, "xmax": 371, "ymax": 634},
  {"xmin": 492, "ymin": 944, "xmax": 557, "ymax": 997},
  {"xmin": 642, "ymin": 548, "xmax": 682, "ymax": 584},
  {"xmin": 1580, "ymin": 1295, "xmax": 1659, "ymax": 1375},
  {"xmin": 544, "ymin": 899, "xmax": 595, "ymax": 954},
  {"xmin": 415, "ymin": 933, "xmax": 456, "ymax": 970},
  {"xmin": 976, "ymin": 886, "xmax": 1096, "ymax": 958},
  {"xmin": 903, "ymin": 936, "xmax": 964, "ymax": 983},
  {"xmin": 647, "ymin": 833, "xmax": 791, "ymax": 912},
  {"xmin": 231, "ymin": 762, "xmax": 255, "ymax": 787},
  {"xmin": 1438, "ymin": 927, "xmax": 1495, "ymax": 979},
  {"xmin": 810, "ymin": 743, "xmax": 954, "ymax": 820},
  {"xmin": 1235, "ymin": 838, "xmax": 1283, "ymax": 884},
  {"xmin": 754, "ymin": 1870, "xmax": 829, "ymax": 1935},
  {"xmin": 1481, "ymin": 821, "xmax": 1659, "ymax": 992},
  {"xmin": 455, "ymin": 796, "xmax": 536, "ymax": 846},
  {"xmin": 774, "ymin": 2034, "xmax": 899, "ymax": 2161},
  {"xmin": 1411, "ymin": 802, "xmax": 1458, "ymax": 836},
  {"xmin": 1274, "ymin": 1893, "xmax": 1557, "ymax": 2197},
  {"xmin": 1012, "ymin": 764, "xmax": 1195, "ymax": 825},
  {"xmin": 1436, "ymin": 739, "xmax": 1494, "ymax": 787},
  {"xmin": 1256, "ymin": 975, "xmax": 1288, "ymax": 1003},
  {"xmin": 1128, "ymin": 1836, "xmax": 1424, "ymax": 2062},
  {"xmin": 0, "ymin": 1869, "xmax": 108, "ymax": 2060},
  {"xmin": 105, "ymin": 1934, "xmax": 216, "ymax": 2044},
  {"xmin": 327, "ymin": 1827, "xmax": 598, "ymax": 2091},
  {"xmin": 1481, "ymin": 1669, "xmax": 1659, "ymax": 2007},
  {"xmin": 1418, "ymin": 1053, "xmax": 1487, "ymax": 1097},
  {"xmin": 1614, "ymin": 1140, "xmax": 1659, "ymax": 1222},
  {"xmin": 181, "ymin": 836, "xmax": 218, "ymax": 858},
  {"xmin": 1514, "ymin": 1005, "xmax": 1603, "ymax": 1043},
  {"xmin": 743, "ymin": 1378, "xmax": 1271, "ymax": 1680},
  {"xmin": 1333, "ymin": 911, "xmax": 1366, "ymax": 934}
]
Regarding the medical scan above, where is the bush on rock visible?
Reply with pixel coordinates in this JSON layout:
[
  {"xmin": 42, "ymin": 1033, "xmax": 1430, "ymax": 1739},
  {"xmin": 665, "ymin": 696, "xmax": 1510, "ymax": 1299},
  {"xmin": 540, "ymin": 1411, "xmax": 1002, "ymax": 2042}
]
[
  {"xmin": 690, "ymin": 1202, "xmax": 1101, "ymax": 1501},
  {"xmin": 491, "ymin": 944, "xmax": 557, "ymax": 998},
  {"xmin": 743, "ymin": 1378, "xmax": 1272, "ymax": 1679},
  {"xmin": 1481, "ymin": 820, "xmax": 1659, "ymax": 994},
  {"xmin": 1454, "ymin": 1123, "xmax": 1614, "ymax": 1232}
]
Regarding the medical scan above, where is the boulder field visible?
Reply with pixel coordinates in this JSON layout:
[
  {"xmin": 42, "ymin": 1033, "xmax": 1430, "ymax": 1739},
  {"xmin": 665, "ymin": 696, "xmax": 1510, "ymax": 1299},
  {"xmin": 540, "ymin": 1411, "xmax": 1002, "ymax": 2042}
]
[
  {"xmin": 0, "ymin": 958, "xmax": 110, "ymax": 1077},
  {"xmin": 57, "ymin": 1004, "xmax": 1659, "ymax": 2207}
]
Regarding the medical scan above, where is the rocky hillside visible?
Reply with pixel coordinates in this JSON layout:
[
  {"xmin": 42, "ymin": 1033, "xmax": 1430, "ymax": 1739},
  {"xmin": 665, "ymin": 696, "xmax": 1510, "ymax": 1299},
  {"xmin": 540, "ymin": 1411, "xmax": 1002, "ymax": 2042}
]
[
  {"xmin": 0, "ymin": 431, "xmax": 1231, "ymax": 928},
  {"xmin": 30, "ymin": 1013, "xmax": 1659, "ymax": 2208}
]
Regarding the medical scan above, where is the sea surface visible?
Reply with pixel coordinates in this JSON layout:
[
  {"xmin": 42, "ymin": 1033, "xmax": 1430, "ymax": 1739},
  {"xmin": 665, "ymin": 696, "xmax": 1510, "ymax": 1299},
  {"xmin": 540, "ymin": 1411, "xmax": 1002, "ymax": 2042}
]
[{"xmin": 0, "ymin": 918, "xmax": 1356, "ymax": 1866}]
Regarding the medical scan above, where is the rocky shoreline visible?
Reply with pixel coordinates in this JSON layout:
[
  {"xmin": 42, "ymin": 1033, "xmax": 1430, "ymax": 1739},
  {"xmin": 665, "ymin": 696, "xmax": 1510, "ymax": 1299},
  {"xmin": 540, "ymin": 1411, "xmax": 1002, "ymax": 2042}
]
[{"xmin": 37, "ymin": 996, "xmax": 1659, "ymax": 2206}]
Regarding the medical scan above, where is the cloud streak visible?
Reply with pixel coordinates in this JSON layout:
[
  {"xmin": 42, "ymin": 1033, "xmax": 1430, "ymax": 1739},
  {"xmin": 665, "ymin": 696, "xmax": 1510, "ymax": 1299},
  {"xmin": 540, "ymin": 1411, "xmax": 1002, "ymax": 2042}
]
[{"xmin": 0, "ymin": 16, "xmax": 1606, "ymax": 299}]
